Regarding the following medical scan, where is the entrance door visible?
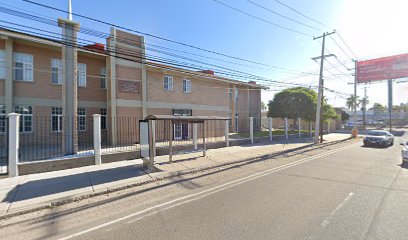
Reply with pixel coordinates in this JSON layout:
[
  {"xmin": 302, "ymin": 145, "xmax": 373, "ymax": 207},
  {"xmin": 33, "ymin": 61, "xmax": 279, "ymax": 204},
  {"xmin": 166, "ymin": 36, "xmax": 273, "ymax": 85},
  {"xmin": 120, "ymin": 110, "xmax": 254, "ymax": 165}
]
[
  {"xmin": 174, "ymin": 123, "xmax": 189, "ymax": 140},
  {"xmin": 174, "ymin": 123, "xmax": 182, "ymax": 140}
]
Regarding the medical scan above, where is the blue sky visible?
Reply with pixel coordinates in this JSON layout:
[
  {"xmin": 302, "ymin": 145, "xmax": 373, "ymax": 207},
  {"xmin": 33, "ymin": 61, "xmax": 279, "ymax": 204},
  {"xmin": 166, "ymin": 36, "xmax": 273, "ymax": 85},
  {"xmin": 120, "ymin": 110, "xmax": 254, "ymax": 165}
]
[{"xmin": 2, "ymin": 0, "xmax": 407, "ymax": 108}]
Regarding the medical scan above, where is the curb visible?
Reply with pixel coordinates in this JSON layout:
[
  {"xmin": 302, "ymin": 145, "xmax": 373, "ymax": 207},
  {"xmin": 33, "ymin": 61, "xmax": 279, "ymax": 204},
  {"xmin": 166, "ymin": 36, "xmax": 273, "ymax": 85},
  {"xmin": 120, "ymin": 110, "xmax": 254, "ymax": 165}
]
[{"xmin": 0, "ymin": 137, "xmax": 352, "ymax": 220}]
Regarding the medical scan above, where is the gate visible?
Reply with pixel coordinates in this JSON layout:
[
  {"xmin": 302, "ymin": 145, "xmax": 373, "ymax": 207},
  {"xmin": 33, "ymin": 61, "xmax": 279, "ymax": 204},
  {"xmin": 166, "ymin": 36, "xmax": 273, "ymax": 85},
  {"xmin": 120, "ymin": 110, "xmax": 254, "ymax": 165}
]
[{"xmin": 0, "ymin": 116, "xmax": 8, "ymax": 175}]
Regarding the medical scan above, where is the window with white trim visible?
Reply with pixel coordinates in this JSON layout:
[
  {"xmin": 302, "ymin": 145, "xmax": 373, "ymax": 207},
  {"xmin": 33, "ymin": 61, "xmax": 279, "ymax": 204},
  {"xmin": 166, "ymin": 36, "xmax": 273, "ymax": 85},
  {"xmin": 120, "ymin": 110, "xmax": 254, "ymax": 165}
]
[
  {"xmin": 13, "ymin": 53, "xmax": 33, "ymax": 82},
  {"xmin": 77, "ymin": 108, "xmax": 86, "ymax": 131},
  {"xmin": 51, "ymin": 59, "xmax": 62, "ymax": 84},
  {"xmin": 100, "ymin": 67, "xmax": 106, "ymax": 89},
  {"xmin": 77, "ymin": 63, "xmax": 87, "ymax": 87},
  {"xmin": 100, "ymin": 108, "xmax": 107, "ymax": 130},
  {"xmin": 15, "ymin": 105, "xmax": 33, "ymax": 133},
  {"xmin": 228, "ymin": 88, "xmax": 233, "ymax": 101},
  {"xmin": 182, "ymin": 79, "xmax": 191, "ymax": 93},
  {"xmin": 163, "ymin": 75, "xmax": 173, "ymax": 91},
  {"xmin": 51, "ymin": 107, "xmax": 62, "ymax": 132},
  {"xmin": 0, "ymin": 50, "xmax": 5, "ymax": 79},
  {"xmin": 0, "ymin": 105, "xmax": 5, "ymax": 133}
]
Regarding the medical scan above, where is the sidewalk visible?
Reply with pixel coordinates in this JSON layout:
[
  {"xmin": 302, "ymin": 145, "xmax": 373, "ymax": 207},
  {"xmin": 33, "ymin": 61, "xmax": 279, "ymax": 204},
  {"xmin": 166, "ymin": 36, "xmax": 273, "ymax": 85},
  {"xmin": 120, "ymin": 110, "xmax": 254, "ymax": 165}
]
[{"xmin": 0, "ymin": 133, "xmax": 351, "ymax": 218}]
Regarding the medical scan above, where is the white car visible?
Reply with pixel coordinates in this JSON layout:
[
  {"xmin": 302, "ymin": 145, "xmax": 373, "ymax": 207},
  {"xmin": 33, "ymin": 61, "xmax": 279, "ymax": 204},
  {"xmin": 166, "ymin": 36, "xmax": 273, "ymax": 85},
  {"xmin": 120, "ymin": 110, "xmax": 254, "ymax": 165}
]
[{"xmin": 402, "ymin": 141, "xmax": 408, "ymax": 162}]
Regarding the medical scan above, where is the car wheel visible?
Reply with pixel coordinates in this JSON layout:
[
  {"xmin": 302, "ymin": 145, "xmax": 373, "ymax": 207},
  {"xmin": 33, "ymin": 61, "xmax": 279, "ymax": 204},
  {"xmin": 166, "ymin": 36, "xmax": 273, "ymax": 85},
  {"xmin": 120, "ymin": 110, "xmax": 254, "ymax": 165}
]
[{"xmin": 390, "ymin": 141, "xmax": 394, "ymax": 146}]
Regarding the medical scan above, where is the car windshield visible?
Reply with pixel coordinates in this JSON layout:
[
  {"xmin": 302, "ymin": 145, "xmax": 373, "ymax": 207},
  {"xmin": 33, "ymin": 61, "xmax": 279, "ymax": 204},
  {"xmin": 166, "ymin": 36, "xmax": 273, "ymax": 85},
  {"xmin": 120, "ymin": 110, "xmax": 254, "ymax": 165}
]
[{"xmin": 368, "ymin": 131, "xmax": 388, "ymax": 136}]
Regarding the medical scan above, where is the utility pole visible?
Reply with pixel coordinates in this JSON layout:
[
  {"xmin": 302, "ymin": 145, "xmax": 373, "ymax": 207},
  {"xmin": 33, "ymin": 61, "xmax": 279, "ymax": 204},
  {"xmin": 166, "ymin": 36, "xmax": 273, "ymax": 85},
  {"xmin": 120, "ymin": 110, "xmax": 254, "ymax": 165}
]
[
  {"xmin": 362, "ymin": 84, "xmax": 368, "ymax": 132},
  {"xmin": 312, "ymin": 31, "xmax": 336, "ymax": 144},
  {"xmin": 388, "ymin": 79, "xmax": 393, "ymax": 132}
]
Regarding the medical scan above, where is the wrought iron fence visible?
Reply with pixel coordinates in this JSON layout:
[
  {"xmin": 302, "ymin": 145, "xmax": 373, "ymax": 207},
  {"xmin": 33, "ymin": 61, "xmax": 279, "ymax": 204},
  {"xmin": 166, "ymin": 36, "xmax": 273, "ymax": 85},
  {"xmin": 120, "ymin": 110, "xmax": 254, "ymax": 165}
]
[{"xmin": 101, "ymin": 117, "xmax": 140, "ymax": 153}]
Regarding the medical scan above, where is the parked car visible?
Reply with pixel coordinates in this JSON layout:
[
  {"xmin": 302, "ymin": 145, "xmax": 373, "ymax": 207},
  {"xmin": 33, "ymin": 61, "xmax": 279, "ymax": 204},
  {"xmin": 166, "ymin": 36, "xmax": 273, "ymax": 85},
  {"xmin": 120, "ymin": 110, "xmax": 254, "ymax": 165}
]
[
  {"xmin": 363, "ymin": 130, "xmax": 394, "ymax": 147},
  {"xmin": 344, "ymin": 122, "xmax": 354, "ymax": 130},
  {"xmin": 402, "ymin": 141, "xmax": 408, "ymax": 162}
]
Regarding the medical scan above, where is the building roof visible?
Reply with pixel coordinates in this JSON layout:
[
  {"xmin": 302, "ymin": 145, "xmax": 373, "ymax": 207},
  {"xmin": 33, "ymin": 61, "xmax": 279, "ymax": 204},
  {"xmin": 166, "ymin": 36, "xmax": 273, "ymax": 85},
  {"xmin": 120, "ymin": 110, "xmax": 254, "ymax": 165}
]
[{"xmin": 0, "ymin": 26, "xmax": 266, "ymax": 90}]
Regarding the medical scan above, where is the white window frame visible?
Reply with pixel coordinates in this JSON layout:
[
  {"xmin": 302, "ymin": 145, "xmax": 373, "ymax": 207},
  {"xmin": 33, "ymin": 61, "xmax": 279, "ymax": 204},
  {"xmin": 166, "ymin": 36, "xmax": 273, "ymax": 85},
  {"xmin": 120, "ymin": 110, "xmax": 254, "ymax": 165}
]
[
  {"xmin": 0, "ymin": 105, "xmax": 5, "ymax": 133},
  {"xmin": 15, "ymin": 105, "xmax": 33, "ymax": 133},
  {"xmin": 51, "ymin": 107, "xmax": 63, "ymax": 132},
  {"xmin": 100, "ymin": 108, "xmax": 107, "ymax": 130},
  {"xmin": 100, "ymin": 67, "xmax": 106, "ymax": 89},
  {"xmin": 77, "ymin": 108, "xmax": 86, "ymax": 131},
  {"xmin": 228, "ymin": 88, "xmax": 233, "ymax": 101},
  {"xmin": 163, "ymin": 75, "xmax": 173, "ymax": 91},
  {"xmin": 183, "ymin": 79, "xmax": 191, "ymax": 93},
  {"xmin": 51, "ymin": 59, "xmax": 62, "ymax": 84},
  {"xmin": 0, "ymin": 50, "xmax": 5, "ymax": 79},
  {"xmin": 77, "ymin": 63, "xmax": 87, "ymax": 87},
  {"xmin": 13, "ymin": 52, "xmax": 33, "ymax": 82}
]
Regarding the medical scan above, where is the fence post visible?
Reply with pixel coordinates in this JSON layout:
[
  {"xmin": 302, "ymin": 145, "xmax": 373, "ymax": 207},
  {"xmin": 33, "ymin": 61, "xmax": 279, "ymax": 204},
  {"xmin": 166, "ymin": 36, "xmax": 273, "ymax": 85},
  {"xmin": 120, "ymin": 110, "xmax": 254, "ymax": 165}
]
[
  {"xmin": 298, "ymin": 117, "xmax": 301, "ymax": 138},
  {"xmin": 193, "ymin": 123, "xmax": 198, "ymax": 150},
  {"xmin": 8, "ymin": 113, "xmax": 19, "ymax": 177},
  {"xmin": 250, "ymin": 117, "xmax": 254, "ymax": 144},
  {"xmin": 93, "ymin": 114, "xmax": 102, "ymax": 165},
  {"xmin": 268, "ymin": 117, "xmax": 273, "ymax": 142},
  {"xmin": 284, "ymin": 117, "xmax": 288, "ymax": 140},
  {"xmin": 225, "ymin": 120, "xmax": 229, "ymax": 147}
]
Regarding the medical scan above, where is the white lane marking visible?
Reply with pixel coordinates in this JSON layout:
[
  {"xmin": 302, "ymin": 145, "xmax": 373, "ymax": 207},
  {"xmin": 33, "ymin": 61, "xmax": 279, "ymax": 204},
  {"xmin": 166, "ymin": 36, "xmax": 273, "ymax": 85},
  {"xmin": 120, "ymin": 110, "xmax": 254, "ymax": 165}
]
[
  {"xmin": 321, "ymin": 192, "xmax": 354, "ymax": 227},
  {"xmin": 59, "ymin": 143, "xmax": 358, "ymax": 240}
]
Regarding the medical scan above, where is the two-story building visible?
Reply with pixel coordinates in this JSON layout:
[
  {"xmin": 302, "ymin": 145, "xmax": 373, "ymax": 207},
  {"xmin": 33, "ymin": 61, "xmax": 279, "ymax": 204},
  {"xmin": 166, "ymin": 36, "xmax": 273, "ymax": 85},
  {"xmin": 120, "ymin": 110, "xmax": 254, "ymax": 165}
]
[{"xmin": 0, "ymin": 23, "xmax": 262, "ymax": 152}]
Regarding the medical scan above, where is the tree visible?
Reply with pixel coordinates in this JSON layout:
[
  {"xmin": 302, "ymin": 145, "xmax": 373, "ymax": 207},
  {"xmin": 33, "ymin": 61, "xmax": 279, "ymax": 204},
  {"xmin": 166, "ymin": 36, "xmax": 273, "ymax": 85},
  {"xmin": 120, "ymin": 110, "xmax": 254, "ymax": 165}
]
[
  {"xmin": 346, "ymin": 95, "xmax": 361, "ymax": 111},
  {"xmin": 372, "ymin": 103, "xmax": 387, "ymax": 115},
  {"xmin": 268, "ymin": 87, "xmax": 316, "ymax": 121},
  {"xmin": 341, "ymin": 111, "xmax": 350, "ymax": 122},
  {"xmin": 322, "ymin": 103, "xmax": 340, "ymax": 123}
]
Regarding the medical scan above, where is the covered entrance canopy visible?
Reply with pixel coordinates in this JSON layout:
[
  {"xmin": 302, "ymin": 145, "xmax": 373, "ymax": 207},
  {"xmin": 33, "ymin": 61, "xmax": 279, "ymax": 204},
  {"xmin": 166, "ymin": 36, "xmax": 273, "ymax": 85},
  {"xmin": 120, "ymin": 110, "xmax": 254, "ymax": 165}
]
[{"xmin": 141, "ymin": 115, "xmax": 230, "ymax": 170}]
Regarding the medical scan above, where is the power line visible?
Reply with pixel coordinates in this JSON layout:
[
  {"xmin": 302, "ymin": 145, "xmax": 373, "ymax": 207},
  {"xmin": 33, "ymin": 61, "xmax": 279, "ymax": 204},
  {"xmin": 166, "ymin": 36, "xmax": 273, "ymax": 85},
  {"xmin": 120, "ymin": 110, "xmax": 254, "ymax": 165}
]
[
  {"xmin": 336, "ymin": 32, "xmax": 358, "ymax": 59},
  {"xmin": 244, "ymin": 0, "xmax": 321, "ymax": 31},
  {"xmin": 0, "ymin": 4, "xmax": 319, "ymax": 77},
  {"xmin": 271, "ymin": 0, "xmax": 327, "ymax": 27},
  {"xmin": 21, "ymin": 0, "xmax": 313, "ymax": 69},
  {"xmin": 209, "ymin": 0, "xmax": 313, "ymax": 36}
]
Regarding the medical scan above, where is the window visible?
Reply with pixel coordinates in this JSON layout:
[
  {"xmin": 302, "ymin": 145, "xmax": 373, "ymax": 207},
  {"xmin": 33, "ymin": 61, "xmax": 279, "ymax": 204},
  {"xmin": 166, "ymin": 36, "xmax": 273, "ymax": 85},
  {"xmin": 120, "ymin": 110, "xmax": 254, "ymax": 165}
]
[
  {"xmin": 77, "ymin": 108, "xmax": 86, "ymax": 131},
  {"xmin": 0, "ymin": 105, "xmax": 5, "ymax": 133},
  {"xmin": 15, "ymin": 105, "xmax": 33, "ymax": 133},
  {"xmin": 77, "ymin": 63, "xmax": 87, "ymax": 87},
  {"xmin": 0, "ymin": 50, "xmax": 5, "ymax": 79},
  {"xmin": 101, "ymin": 108, "xmax": 107, "ymax": 130},
  {"xmin": 13, "ymin": 53, "xmax": 33, "ymax": 82},
  {"xmin": 100, "ymin": 67, "xmax": 106, "ymax": 89},
  {"xmin": 183, "ymin": 79, "xmax": 191, "ymax": 93},
  {"xmin": 51, "ymin": 107, "xmax": 62, "ymax": 132},
  {"xmin": 235, "ymin": 88, "xmax": 239, "ymax": 102},
  {"xmin": 51, "ymin": 59, "xmax": 62, "ymax": 84},
  {"xmin": 229, "ymin": 88, "xmax": 233, "ymax": 101},
  {"xmin": 163, "ymin": 75, "xmax": 173, "ymax": 91},
  {"xmin": 173, "ymin": 109, "xmax": 192, "ymax": 116}
]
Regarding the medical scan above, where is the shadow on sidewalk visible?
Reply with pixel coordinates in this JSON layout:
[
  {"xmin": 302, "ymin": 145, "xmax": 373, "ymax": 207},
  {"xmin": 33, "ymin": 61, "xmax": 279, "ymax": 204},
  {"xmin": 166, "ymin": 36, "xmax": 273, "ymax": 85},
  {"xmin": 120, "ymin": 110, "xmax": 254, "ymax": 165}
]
[{"xmin": 2, "ymin": 164, "xmax": 146, "ymax": 204}]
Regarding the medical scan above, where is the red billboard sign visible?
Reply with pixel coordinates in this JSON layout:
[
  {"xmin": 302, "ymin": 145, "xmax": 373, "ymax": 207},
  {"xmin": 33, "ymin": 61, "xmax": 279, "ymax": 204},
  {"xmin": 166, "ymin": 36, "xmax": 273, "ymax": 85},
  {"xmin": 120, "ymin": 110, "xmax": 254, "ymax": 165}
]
[{"xmin": 357, "ymin": 53, "xmax": 408, "ymax": 83}]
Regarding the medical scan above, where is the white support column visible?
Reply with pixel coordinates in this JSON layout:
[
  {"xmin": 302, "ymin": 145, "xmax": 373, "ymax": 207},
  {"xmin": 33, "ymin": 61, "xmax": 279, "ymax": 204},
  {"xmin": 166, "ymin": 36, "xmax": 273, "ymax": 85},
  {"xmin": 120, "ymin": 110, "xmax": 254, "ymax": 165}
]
[
  {"xmin": 225, "ymin": 120, "xmax": 229, "ymax": 147},
  {"xmin": 268, "ymin": 117, "xmax": 273, "ymax": 142},
  {"xmin": 193, "ymin": 123, "xmax": 198, "ymax": 150},
  {"xmin": 8, "ymin": 113, "xmax": 20, "ymax": 177},
  {"xmin": 250, "ymin": 117, "xmax": 254, "ymax": 144},
  {"xmin": 284, "ymin": 117, "xmax": 288, "ymax": 140},
  {"xmin": 298, "ymin": 117, "xmax": 302, "ymax": 138},
  {"xmin": 93, "ymin": 114, "xmax": 102, "ymax": 165}
]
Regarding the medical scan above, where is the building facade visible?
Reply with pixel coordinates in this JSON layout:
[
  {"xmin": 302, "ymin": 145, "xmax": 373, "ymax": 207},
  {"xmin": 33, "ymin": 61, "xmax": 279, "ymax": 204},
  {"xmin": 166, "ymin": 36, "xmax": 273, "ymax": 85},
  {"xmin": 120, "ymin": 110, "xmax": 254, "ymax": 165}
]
[{"xmin": 0, "ymin": 24, "xmax": 262, "ymax": 151}]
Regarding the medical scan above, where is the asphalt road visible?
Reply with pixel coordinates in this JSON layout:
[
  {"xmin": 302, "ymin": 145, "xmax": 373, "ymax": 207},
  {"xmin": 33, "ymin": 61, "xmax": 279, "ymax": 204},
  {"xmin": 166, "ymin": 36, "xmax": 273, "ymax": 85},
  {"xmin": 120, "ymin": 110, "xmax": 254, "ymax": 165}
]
[{"xmin": 1, "ymin": 132, "xmax": 407, "ymax": 240}]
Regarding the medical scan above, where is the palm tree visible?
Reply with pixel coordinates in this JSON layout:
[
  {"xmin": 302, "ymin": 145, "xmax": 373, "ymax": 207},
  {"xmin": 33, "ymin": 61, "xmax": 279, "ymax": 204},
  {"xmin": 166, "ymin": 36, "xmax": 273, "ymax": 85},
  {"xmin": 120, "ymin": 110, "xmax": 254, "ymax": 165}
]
[{"xmin": 346, "ymin": 95, "xmax": 361, "ymax": 111}]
